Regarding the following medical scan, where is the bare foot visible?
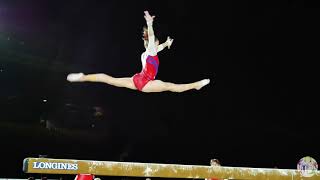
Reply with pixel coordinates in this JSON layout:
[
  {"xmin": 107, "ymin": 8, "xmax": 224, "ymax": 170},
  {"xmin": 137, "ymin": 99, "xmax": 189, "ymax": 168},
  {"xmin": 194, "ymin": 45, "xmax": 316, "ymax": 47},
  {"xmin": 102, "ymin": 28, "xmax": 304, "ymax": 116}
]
[
  {"xmin": 67, "ymin": 73, "xmax": 84, "ymax": 82},
  {"xmin": 195, "ymin": 79, "xmax": 210, "ymax": 90}
]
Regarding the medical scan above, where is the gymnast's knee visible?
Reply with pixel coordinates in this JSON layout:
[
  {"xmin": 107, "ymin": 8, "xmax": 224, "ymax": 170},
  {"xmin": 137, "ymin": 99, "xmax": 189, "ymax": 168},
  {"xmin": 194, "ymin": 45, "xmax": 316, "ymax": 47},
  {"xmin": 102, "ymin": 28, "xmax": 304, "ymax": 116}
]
[{"xmin": 164, "ymin": 82, "xmax": 177, "ymax": 92}]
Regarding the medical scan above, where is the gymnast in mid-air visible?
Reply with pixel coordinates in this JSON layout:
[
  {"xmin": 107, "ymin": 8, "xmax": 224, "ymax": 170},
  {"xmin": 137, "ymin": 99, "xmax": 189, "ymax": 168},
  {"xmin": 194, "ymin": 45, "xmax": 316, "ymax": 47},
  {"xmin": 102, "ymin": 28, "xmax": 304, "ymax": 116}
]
[{"xmin": 67, "ymin": 11, "xmax": 210, "ymax": 93}]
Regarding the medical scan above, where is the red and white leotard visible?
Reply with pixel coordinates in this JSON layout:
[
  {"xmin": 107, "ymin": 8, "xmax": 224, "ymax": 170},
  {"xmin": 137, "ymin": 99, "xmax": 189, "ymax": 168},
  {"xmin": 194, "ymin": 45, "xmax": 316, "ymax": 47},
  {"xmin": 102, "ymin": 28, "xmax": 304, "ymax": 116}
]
[{"xmin": 133, "ymin": 52, "xmax": 159, "ymax": 91}]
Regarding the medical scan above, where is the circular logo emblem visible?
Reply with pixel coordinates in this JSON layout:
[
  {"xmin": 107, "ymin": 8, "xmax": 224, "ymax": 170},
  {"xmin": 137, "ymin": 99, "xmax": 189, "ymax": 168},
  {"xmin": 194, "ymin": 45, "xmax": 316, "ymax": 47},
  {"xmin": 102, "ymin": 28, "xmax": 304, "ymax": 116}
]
[{"xmin": 297, "ymin": 156, "xmax": 318, "ymax": 177}]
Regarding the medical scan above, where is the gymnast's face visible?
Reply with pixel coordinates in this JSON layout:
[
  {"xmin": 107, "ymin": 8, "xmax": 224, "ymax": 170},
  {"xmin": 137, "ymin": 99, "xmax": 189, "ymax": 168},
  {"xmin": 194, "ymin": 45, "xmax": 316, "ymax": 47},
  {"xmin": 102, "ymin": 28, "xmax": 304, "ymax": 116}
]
[
  {"xmin": 155, "ymin": 39, "xmax": 159, "ymax": 46},
  {"xmin": 152, "ymin": 39, "xmax": 160, "ymax": 52},
  {"xmin": 144, "ymin": 39, "xmax": 160, "ymax": 50}
]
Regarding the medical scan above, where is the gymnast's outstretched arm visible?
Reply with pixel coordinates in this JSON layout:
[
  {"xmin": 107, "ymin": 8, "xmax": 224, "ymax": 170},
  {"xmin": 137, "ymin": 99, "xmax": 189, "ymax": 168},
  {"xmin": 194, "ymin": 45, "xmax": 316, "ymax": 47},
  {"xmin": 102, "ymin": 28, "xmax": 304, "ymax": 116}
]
[{"xmin": 157, "ymin": 36, "xmax": 174, "ymax": 53}]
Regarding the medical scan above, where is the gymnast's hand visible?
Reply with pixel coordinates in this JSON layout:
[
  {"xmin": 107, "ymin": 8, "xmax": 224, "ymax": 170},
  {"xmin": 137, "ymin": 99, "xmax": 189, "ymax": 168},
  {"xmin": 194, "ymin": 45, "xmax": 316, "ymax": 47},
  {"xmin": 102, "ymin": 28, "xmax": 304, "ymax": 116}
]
[
  {"xmin": 166, "ymin": 36, "xmax": 174, "ymax": 49},
  {"xmin": 144, "ymin": 11, "xmax": 155, "ymax": 25}
]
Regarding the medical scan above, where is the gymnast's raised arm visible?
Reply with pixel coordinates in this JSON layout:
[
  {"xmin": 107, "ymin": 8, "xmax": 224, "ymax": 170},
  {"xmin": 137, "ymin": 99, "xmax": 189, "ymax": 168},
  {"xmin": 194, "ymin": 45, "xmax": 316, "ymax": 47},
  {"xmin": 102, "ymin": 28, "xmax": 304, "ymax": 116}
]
[
  {"xmin": 157, "ymin": 36, "xmax": 174, "ymax": 53},
  {"xmin": 144, "ymin": 11, "xmax": 157, "ymax": 56}
]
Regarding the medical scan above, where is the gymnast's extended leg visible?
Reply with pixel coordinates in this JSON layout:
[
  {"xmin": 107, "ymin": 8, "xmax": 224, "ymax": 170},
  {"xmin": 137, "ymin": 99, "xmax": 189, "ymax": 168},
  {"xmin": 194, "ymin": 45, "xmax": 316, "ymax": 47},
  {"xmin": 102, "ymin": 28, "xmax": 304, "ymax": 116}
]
[
  {"xmin": 67, "ymin": 73, "xmax": 136, "ymax": 90},
  {"xmin": 141, "ymin": 79, "xmax": 210, "ymax": 93}
]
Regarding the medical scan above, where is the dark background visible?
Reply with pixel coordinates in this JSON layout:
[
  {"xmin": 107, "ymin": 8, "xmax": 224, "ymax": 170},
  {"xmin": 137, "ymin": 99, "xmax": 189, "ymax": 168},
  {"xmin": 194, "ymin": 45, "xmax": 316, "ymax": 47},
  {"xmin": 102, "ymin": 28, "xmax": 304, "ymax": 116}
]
[{"xmin": 0, "ymin": 0, "xmax": 318, "ymax": 179}]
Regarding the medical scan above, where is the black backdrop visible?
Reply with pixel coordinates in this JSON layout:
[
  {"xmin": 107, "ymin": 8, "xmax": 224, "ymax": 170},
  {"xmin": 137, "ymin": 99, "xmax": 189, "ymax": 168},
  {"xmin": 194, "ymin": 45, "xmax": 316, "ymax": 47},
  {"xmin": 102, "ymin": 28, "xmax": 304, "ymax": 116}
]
[{"xmin": 0, "ymin": 0, "xmax": 318, "ymax": 178}]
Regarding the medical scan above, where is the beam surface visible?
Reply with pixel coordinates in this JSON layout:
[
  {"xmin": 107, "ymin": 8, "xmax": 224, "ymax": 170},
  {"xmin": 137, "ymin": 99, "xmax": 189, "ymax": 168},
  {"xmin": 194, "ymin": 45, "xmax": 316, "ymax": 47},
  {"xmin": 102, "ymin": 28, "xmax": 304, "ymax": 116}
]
[{"xmin": 23, "ymin": 158, "xmax": 320, "ymax": 180}]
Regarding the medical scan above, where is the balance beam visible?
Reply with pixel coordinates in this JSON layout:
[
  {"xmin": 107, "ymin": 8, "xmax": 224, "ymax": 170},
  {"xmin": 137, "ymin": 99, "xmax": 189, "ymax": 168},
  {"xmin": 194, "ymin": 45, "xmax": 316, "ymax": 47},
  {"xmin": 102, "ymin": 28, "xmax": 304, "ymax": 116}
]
[{"xmin": 23, "ymin": 158, "xmax": 319, "ymax": 179}]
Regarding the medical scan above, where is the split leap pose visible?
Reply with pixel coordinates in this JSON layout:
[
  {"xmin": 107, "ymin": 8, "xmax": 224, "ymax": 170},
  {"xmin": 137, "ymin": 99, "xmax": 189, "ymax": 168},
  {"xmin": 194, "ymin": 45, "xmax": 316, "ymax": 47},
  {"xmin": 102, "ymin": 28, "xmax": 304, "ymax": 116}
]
[{"xmin": 67, "ymin": 11, "xmax": 210, "ymax": 93}]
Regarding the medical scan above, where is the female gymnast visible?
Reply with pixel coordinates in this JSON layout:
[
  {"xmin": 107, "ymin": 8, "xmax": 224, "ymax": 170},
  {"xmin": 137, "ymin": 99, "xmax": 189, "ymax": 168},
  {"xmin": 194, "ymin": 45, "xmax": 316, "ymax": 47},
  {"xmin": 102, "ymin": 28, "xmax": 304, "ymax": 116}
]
[{"xmin": 67, "ymin": 11, "xmax": 210, "ymax": 93}]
